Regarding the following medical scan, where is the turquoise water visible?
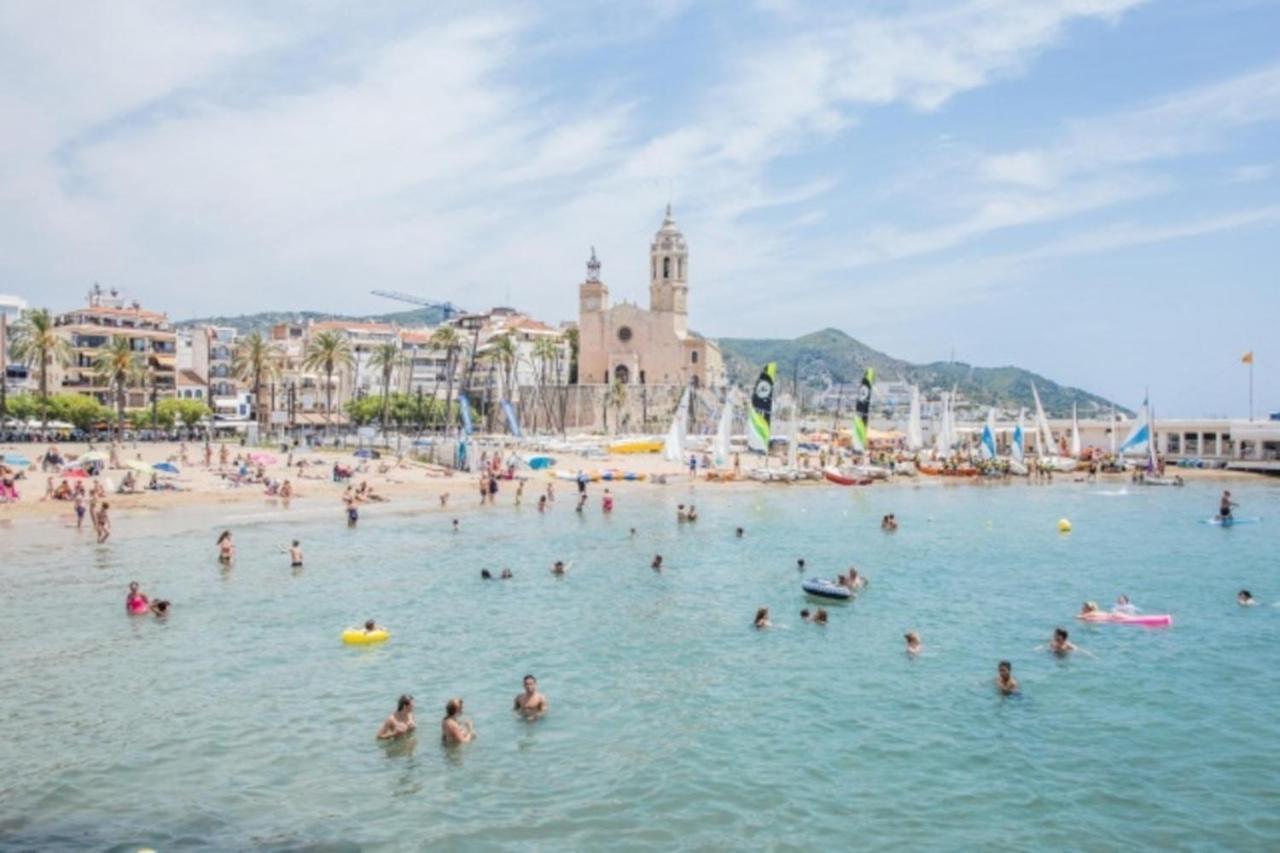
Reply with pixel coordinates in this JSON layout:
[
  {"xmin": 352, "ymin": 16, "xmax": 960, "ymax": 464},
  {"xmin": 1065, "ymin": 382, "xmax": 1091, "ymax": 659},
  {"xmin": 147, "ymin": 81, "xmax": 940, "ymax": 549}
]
[{"xmin": 2, "ymin": 479, "xmax": 1279, "ymax": 850}]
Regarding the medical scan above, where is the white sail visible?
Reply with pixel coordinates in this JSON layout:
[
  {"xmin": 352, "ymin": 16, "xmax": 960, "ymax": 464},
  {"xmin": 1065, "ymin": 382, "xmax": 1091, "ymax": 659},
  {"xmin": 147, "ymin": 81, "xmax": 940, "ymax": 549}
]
[
  {"xmin": 1109, "ymin": 404, "xmax": 1117, "ymax": 455},
  {"xmin": 787, "ymin": 395, "xmax": 799, "ymax": 469},
  {"xmin": 1030, "ymin": 382, "xmax": 1053, "ymax": 456},
  {"xmin": 1012, "ymin": 408, "xmax": 1025, "ymax": 462},
  {"xmin": 980, "ymin": 408, "xmax": 997, "ymax": 460},
  {"xmin": 933, "ymin": 393, "xmax": 948, "ymax": 456},
  {"xmin": 1117, "ymin": 397, "xmax": 1150, "ymax": 457},
  {"xmin": 712, "ymin": 388, "xmax": 734, "ymax": 468},
  {"xmin": 662, "ymin": 386, "xmax": 691, "ymax": 464},
  {"xmin": 906, "ymin": 385, "xmax": 923, "ymax": 451},
  {"xmin": 1070, "ymin": 403, "xmax": 1082, "ymax": 457}
]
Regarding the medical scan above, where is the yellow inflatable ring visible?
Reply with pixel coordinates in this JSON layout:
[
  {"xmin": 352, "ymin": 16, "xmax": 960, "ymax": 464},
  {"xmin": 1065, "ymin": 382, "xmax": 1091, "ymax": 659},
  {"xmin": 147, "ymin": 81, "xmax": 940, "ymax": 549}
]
[{"xmin": 342, "ymin": 628, "xmax": 389, "ymax": 645}]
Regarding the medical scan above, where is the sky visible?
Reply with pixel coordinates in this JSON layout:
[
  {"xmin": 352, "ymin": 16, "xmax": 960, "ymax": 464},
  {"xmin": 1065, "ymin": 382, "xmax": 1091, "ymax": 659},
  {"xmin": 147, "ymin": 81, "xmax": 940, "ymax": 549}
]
[{"xmin": 1, "ymin": 0, "xmax": 1277, "ymax": 416}]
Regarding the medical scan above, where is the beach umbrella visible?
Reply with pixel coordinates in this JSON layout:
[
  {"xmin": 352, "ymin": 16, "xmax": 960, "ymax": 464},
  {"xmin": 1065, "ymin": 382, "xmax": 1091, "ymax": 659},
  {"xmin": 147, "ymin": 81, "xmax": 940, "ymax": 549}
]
[
  {"xmin": 154, "ymin": 461, "xmax": 180, "ymax": 475},
  {"xmin": 64, "ymin": 468, "xmax": 89, "ymax": 479},
  {"xmin": 248, "ymin": 452, "xmax": 277, "ymax": 465},
  {"xmin": 127, "ymin": 460, "xmax": 155, "ymax": 474},
  {"xmin": 78, "ymin": 451, "xmax": 109, "ymax": 463},
  {"xmin": 2, "ymin": 453, "xmax": 31, "ymax": 466}
]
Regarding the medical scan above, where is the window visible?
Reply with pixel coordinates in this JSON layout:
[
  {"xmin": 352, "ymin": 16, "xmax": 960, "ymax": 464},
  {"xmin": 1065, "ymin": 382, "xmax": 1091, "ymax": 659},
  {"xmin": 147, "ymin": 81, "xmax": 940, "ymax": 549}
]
[
  {"xmin": 690, "ymin": 350, "xmax": 699, "ymax": 364},
  {"xmin": 617, "ymin": 326, "xmax": 633, "ymax": 343},
  {"xmin": 678, "ymin": 258, "xmax": 684, "ymax": 279},
  {"xmin": 663, "ymin": 257, "xmax": 670, "ymax": 279},
  {"xmin": 614, "ymin": 364, "xmax": 630, "ymax": 384}
]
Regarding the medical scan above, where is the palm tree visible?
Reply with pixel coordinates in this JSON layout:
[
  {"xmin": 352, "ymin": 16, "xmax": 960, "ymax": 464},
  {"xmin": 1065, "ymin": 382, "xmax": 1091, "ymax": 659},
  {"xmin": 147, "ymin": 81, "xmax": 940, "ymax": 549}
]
[
  {"xmin": 302, "ymin": 330, "xmax": 354, "ymax": 436},
  {"xmin": 428, "ymin": 325, "xmax": 463, "ymax": 436},
  {"xmin": 95, "ymin": 337, "xmax": 142, "ymax": 440},
  {"xmin": 369, "ymin": 340, "xmax": 403, "ymax": 432},
  {"xmin": 8, "ymin": 308, "xmax": 72, "ymax": 433},
  {"xmin": 484, "ymin": 333, "xmax": 518, "ymax": 433},
  {"xmin": 530, "ymin": 336, "xmax": 560, "ymax": 434},
  {"xmin": 231, "ymin": 331, "xmax": 282, "ymax": 436}
]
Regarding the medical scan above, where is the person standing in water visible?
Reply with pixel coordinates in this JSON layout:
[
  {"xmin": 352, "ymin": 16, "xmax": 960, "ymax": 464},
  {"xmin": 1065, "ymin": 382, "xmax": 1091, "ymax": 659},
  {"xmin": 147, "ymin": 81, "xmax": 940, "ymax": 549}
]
[
  {"xmin": 996, "ymin": 661, "xmax": 1019, "ymax": 695},
  {"xmin": 602, "ymin": 489, "xmax": 614, "ymax": 513},
  {"xmin": 514, "ymin": 675, "xmax": 548, "ymax": 717},
  {"xmin": 377, "ymin": 695, "xmax": 416, "ymax": 740},
  {"xmin": 1218, "ymin": 490, "xmax": 1238, "ymax": 521},
  {"xmin": 1047, "ymin": 628, "xmax": 1077, "ymax": 656},
  {"xmin": 441, "ymin": 698, "xmax": 474, "ymax": 745},
  {"xmin": 125, "ymin": 581, "xmax": 149, "ymax": 615},
  {"xmin": 216, "ymin": 531, "xmax": 235, "ymax": 564},
  {"xmin": 95, "ymin": 502, "xmax": 111, "ymax": 544},
  {"xmin": 289, "ymin": 540, "xmax": 303, "ymax": 568},
  {"xmin": 753, "ymin": 608, "xmax": 772, "ymax": 629},
  {"xmin": 904, "ymin": 632, "xmax": 922, "ymax": 655}
]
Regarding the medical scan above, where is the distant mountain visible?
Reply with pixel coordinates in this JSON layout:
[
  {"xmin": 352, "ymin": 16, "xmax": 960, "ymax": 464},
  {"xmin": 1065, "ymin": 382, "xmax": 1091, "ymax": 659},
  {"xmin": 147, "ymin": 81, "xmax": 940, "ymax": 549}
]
[
  {"xmin": 177, "ymin": 305, "xmax": 447, "ymax": 333},
  {"xmin": 716, "ymin": 328, "xmax": 1129, "ymax": 418}
]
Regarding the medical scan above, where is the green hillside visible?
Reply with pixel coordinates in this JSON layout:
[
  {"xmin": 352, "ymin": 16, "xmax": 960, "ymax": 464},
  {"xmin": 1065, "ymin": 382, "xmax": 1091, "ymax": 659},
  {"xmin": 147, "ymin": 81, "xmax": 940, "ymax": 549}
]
[
  {"xmin": 717, "ymin": 328, "xmax": 1128, "ymax": 417},
  {"xmin": 178, "ymin": 306, "xmax": 447, "ymax": 334}
]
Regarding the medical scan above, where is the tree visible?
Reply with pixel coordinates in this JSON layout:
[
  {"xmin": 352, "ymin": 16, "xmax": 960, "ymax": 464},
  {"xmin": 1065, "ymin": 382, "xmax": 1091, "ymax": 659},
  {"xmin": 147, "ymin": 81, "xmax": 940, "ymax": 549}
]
[
  {"xmin": 302, "ymin": 330, "xmax": 354, "ymax": 436},
  {"xmin": 531, "ymin": 335, "xmax": 564, "ymax": 435},
  {"xmin": 484, "ymin": 333, "xmax": 518, "ymax": 432},
  {"xmin": 368, "ymin": 340, "xmax": 403, "ymax": 432},
  {"xmin": 157, "ymin": 397, "xmax": 211, "ymax": 429},
  {"xmin": 47, "ymin": 393, "xmax": 110, "ymax": 431},
  {"xmin": 564, "ymin": 326, "xmax": 579, "ymax": 384},
  {"xmin": 428, "ymin": 325, "xmax": 463, "ymax": 436},
  {"xmin": 95, "ymin": 337, "xmax": 143, "ymax": 440},
  {"xmin": 8, "ymin": 308, "xmax": 72, "ymax": 432},
  {"xmin": 232, "ymin": 331, "xmax": 282, "ymax": 434}
]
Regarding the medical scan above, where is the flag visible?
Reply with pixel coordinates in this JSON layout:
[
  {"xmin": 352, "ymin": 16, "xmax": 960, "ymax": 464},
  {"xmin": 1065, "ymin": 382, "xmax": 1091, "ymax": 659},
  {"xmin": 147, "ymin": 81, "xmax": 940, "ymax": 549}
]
[{"xmin": 1242, "ymin": 351, "xmax": 1254, "ymax": 364}]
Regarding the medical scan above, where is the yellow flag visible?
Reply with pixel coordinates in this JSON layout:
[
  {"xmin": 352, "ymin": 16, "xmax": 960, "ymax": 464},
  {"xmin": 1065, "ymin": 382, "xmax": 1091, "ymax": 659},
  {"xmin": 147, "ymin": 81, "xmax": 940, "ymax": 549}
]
[{"xmin": 1241, "ymin": 351, "xmax": 1254, "ymax": 364}]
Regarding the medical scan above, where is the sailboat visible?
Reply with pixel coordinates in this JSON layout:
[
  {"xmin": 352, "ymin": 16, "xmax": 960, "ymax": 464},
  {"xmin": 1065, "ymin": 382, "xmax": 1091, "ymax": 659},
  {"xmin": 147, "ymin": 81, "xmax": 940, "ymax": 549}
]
[
  {"xmin": 662, "ymin": 386, "xmax": 691, "ymax": 464},
  {"xmin": 918, "ymin": 391, "xmax": 978, "ymax": 476},
  {"xmin": 711, "ymin": 388, "xmax": 735, "ymax": 469},
  {"xmin": 1008, "ymin": 408, "xmax": 1029, "ymax": 476},
  {"xmin": 827, "ymin": 368, "xmax": 887, "ymax": 483},
  {"xmin": 980, "ymin": 408, "xmax": 997, "ymax": 460},
  {"xmin": 1031, "ymin": 382, "xmax": 1078, "ymax": 472},
  {"xmin": 906, "ymin": 385, "xmax": 924, "ymax": 452},
  {"xmin": 1121, "ymin": 395, "xmax": 1182, "ymax": 486},
  {"xmin": 1069, "ymin": 403, "xmax": 1082, "ymax": 458}
]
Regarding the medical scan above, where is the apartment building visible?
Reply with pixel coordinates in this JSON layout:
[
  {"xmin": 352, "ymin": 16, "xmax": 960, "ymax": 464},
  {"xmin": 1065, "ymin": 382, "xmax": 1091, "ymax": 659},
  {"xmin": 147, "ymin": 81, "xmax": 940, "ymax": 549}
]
[{"xmin": 53, "ymin": 285, "xmax": 176, "ymax": 407}]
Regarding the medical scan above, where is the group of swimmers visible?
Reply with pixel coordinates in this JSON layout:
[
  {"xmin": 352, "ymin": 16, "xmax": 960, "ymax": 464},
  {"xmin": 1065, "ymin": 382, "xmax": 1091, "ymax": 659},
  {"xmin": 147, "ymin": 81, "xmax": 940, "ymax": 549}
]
[{"xmin": 376, "ymin": 675, "xmax": 547, "ymax": 744}]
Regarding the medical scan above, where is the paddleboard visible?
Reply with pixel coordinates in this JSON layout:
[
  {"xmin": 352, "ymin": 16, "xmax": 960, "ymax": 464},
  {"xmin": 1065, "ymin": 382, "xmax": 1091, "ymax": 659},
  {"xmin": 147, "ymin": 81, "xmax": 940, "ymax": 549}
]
[{"xmin": 1202, "ymin": 516, "xmax": 1261, "ymax": 526}]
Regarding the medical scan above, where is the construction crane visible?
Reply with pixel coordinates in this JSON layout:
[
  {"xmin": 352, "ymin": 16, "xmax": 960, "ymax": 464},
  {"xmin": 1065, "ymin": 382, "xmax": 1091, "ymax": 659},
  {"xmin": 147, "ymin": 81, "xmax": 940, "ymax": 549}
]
[{"xmin": 370, "ymin": 289, "xmax": 462, "ymax": 320}]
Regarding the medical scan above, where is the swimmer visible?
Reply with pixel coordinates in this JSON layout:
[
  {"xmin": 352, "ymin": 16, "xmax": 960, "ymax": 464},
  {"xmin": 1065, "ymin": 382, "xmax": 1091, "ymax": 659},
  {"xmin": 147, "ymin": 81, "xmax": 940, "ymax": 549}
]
[
  {"xmin": 552, "ymin": 560, "xmax": 566, "ymax": 575},
  {"xmin": 362, "ymin": 619, "xmax": 385, "ymax": 633},
  {"xmin": 289, "ymin": 540, "xmax": 303, "ymax": 568},
  {"xmin": 1077, "ymin": 601, "xmax": 1102, "ymax": 620},
  {"xmin": 216, "ymin": 530, "xmax": 234, "ymax": 563},
  {"xmin": 996, "ymin": 661, "xmax": 1019, "ymax": 695},
  {"xmin": 676, "ymin": 504, "xmax": 688, "ymax": 522},
  {"xmin": 651, "ymin": 554, "xmax": 663, "ymax": 571},
  {"xmin": 602, "ymin": 489, "xmax": 613, "ymax": 512},
  {"xmin": 800, "ymin": 609, "xmax": 812, "ymax": 622},
  {"xmin": 735, "ymin": 527, "xmax": 744, "ymax": 538},
  {"xmin": 753, "ymin": 607, "xmax": 771, "ymax": 629},
  {"xmin": 377, "ymin": 695, "xmax": 416, "ymax": 740},
  {"xmin": 844, "ymin": 569, "xmax": 867, "ymax": 590},
  {"xmin": 1112, "ymin": 594, "xmax": 1137, "ymax": 615},
  {"xmin": 451, "ymin": 518, "xmax": 459, "ymax": 532},
  {"xmin": 904, "ymin": 632, "xmax": 922, "ymax": 655},
  {"xmin": 796, "ymin": 558, "xmax": 806, "ymax": 573},
  {"xmin": 345, "ymin": 500, "xmax": 358, "ymax": 526},
  {"xmin": 813, "ymin": 608, "xmax": 829, "ymax": 625},
  {"xmin": 441, "ymin": 698, "xmax": 474, "ymax": 745},
  {"xmin": 686, "ymin": 505, "xmax": 699, "ymax": 522},
  {"xmin": 513, "ymin": 675, "xmax": 548, "ymax": 717},
  {"xmin": 629, "ymin": 527, "xmax": 637, "ymax": 537},
  {"xmin": 1238, "ymin": 590, "xmax": 1256, "ymax": 607},
  {"xmin": 481, "ymin": 569, "xmax": 494, "ymax": 580},
  {"xmin": 500, "ymin": 568, "xmax": 513, "ymax": 580},
  {"xmin": 537, "ymin": 496, "xmax": 547, "ymax": 512},
  {"xmin": 95, "ymin": 501, "xmax": 111, "ymax": 543},
  {"xmin": 125, "ymin": 581, "xmax": 149, "ymax": 615},
  {"xmin": 150, "ymin": 599, "xmax": 171, "ymax": 618},
  {"xmin": 1047, "ymin": 628, "xmax": 1077, "ymax": 656}
]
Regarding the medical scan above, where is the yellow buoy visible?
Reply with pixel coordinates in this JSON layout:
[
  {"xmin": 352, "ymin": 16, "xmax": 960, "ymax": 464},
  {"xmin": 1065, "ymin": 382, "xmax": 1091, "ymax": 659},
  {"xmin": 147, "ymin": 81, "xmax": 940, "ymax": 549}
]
[{"xmin": 1058, "ymin": 518, "xmax": 1072, "ymax": 533}]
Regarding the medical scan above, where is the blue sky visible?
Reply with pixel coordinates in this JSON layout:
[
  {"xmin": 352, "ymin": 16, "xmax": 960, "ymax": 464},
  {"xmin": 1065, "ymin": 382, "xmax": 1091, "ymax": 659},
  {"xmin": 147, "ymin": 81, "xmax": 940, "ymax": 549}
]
[{"xmin": 1, "ymin": 0, "xmax": 1277, "ymax": 416}]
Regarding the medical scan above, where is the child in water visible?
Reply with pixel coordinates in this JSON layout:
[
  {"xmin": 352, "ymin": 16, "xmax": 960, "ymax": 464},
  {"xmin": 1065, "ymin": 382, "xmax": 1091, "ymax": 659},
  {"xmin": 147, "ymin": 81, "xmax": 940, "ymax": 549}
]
[{"xmin": 996, "ymin": 661, "xmax": 1019, "ymax": 694}]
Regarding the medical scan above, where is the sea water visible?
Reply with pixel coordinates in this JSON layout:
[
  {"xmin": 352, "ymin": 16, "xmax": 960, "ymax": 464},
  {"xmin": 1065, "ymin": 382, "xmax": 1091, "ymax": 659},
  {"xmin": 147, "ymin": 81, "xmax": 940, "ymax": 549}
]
[{"xmin": 1, "ymin": 479, "xmax": 1278, "ymax": 850}]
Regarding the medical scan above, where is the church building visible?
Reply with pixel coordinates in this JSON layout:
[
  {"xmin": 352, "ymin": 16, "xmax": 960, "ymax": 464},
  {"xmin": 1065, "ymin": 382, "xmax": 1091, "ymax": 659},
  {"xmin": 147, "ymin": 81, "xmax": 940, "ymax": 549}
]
[{"xmin": 577, "ymin": 206, "xmax": 724, "ymax": 390}]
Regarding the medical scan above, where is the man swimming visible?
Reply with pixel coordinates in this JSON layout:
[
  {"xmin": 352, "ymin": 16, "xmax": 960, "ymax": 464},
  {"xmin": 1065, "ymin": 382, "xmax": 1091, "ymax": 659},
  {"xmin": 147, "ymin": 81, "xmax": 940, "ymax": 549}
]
[
  {"xmin": 376, "ymin": 695, "xmax": 416, "ymax": 740},
  {"xmin": 513, "ymin": 675, "xmax": 548, "ymax": 717},
  {"xmin": 996, "ymin": 661, "xmax": 1019, "ymax": 695},
  {"xmin": 1238, "ymin": 590, "xmax": 1257, "ymax": 607},
  {"xmin": 552, "ymin": 560, "xmax": 567, "ymax": 575},
  {"xmin": 1047, "ymin": 628, "xmax": 1077, "ymax": 656},
  {"xmin": 651, "ymin": 554, "xmax": 663, "ymax": 571},
  {"xmin": 904, "ymin": 632, "xmax": 922, "ymax": 655},
  {"xmin": 753, "ymin": 607, "xmax": 771, "ymax": 629}
]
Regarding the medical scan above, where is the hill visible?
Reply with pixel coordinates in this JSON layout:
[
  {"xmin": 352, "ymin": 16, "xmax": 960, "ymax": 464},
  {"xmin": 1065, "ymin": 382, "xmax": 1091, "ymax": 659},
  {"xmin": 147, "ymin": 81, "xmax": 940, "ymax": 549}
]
[
  {"xmin": 716, "ymin": 328, "xmax": 1128, "ymax": 417},
  {"xmin": 177, "ymin": 305, "xmax": 447, "ymax": 334}
]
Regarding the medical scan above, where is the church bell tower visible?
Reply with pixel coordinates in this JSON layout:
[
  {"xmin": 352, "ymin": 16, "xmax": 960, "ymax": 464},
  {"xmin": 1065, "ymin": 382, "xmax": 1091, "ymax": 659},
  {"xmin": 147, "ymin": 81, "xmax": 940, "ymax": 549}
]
[{"xmin": 649, "ymin": 204, "xmax": 688, "ymax": 336}]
